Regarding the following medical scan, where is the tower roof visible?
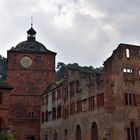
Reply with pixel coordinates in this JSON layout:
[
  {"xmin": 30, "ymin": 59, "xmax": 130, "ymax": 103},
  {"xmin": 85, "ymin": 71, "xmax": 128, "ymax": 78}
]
[
  {"xmin": 27, "ymin": 27, "xmax": 36, "ymax": 35},
  {"xmin": 9, "ymin": 26, "xmax": 56, "ymax": 54}
]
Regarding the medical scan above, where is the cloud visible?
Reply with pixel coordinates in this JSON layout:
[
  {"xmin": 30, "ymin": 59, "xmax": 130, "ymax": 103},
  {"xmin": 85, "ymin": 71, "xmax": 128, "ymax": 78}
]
[{"xmin": 0, "ymin": 0, "xmax": 140, "ymax": 67}]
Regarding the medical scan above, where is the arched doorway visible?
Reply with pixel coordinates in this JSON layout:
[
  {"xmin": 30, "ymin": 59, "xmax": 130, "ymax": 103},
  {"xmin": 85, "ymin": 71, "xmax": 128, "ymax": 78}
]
[
  {"xmin": 91, "ymin": 122, "xmax": 98, "ymax": 140},
  {"xmin": 0, "ymin": 117, "xmax": 4, "ymax": 133},
  {"xmin": 75, "ymin": 125, "xmax": 81, "ymax": 140},
  {"xmin": 26, "ymin": 136, "xmax": 36, "ymax": 140},
  {"xmin": 0, "ymin": 118, "xmax": 2, "ymax": 133},
  {"xmin": 53, "ymin": 130, "xmax": 58, "ymax": 140}
]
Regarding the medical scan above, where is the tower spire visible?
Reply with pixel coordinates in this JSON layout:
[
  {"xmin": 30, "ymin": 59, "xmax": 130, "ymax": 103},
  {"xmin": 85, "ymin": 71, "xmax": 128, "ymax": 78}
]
[
  {"xmin": 31, "ymin": 16, "xmax": 33, "ymax": 28},
  {"xmin": 27, "ymin": 17, "xmax": 36, "ymax": 41}
]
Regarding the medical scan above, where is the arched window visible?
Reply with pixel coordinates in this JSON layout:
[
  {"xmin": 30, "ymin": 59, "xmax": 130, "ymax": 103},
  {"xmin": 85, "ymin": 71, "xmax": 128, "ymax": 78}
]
[
  {"xmin": 91, "ymin": 122, "xmax": 98, "ymax": 140},
  {"xmin": 64, "ymin": 128, "xmax": 67, "ymax": 137},
  {"xmin": 75, "ymin": 125, "xmax": 81, "ymax": 140},
  {"xmin": 64, "ymin": 129, "xmax": 68, "ymax": 140},
  {"xmin": 45, "ymin": 133, "xmax": 48, "ymax": 140}
]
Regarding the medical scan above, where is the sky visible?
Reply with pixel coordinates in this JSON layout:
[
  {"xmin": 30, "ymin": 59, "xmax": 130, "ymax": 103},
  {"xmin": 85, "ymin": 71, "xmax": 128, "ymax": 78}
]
[{"xmin": 0, "ymin": 0, "xmax": 140, "ymax": 68}]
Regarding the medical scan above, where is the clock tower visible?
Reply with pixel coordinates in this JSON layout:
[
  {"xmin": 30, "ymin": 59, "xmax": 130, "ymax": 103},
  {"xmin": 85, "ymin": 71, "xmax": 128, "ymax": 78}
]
[{"xmin": 7, "ymin": 25, "xmax": 56, "ymax": 140}]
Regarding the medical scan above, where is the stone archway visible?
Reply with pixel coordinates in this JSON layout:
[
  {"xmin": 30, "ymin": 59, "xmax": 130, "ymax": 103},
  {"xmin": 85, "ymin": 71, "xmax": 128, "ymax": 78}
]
[
  {"xmin": 75, "ymin": 125, "xmax": 82, "ymax": 140},
  {"xmin": 26, "ymin": 136, "xmax": 36, "ymax": 140},
  {"xmin": 91, "ymin": 122, "xmax": 98, "ymax": 140},
  {"xmin": 0, "ymin": 117, "xmax": 5, "ymax": 133}
]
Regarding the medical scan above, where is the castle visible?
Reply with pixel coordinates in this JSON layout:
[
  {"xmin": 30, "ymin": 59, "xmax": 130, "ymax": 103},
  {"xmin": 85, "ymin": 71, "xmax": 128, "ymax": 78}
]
[{"xmin": 0, "ymin": 26, "xmax": 140, "ymax": 140}]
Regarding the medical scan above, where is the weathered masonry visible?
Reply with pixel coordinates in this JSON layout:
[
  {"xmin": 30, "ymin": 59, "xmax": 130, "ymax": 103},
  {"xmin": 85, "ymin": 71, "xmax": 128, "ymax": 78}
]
[
  {"xmin": 7, "ymin": 25, "xmax": 56, "ymax": 140},
  {"xmin": 41, "ymin": 44, "xmax": 140, "ymax": 140}
]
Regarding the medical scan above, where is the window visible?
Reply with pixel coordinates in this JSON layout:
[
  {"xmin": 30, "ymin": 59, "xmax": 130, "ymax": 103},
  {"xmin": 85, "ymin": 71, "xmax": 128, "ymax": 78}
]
[
  {"xmin": 82, "ymin": 98, "xmax": 88, "ymax": 112},
  {"xmin": 63, "ymin": 105, "xmax": 69, "ymax": 119},
  {"xmin": 52, "ymin": 108, "xmax": 56, "ymax": 120},
  {"xmin": 126, "ymin": 48, "xmax": 130, "ymax": 58},
  {"xmin": 57, "ymin": 105, "xmax": 61, "ymax": 119},
  {"xmin": 124, "ymin": 93, "xmax": 136, "ymax": 106},
  {"xmin": 28, "ymin": 82, "xmax": 36, "ymax": 91},
  {"xmin": 70, "ymin": 102, "xmax": 75, "ymax": 115},
  {"xmin": 0, "ymin": 93, "xmax": 2, "ymax": 104},
  {"xmin": 45, "ymin": 111, "xmax": 48, "ymax": 122},
  {"xmin": 123, "ymin": 68, "xmax": 133, "ymax": 74},
  {"xmin": 127, "ymin": 122, "xmax": 139, "ymax": 140},
  {"xmin": 52, "ymin": 91, "xmax": 56, "ymax": 103},
  {"xmin": 35, "ymin": 55, "xmax": 42, "ymax": 64},
  {"xmin": 63, "ymin": 86, "xmax": 68, "ymax": 102},
  {"xmin": 45, "ymin": 95, "xmax": 48, "ymax": 105},
  {"xmin": 97, "ymin": 93, "xmax": 104, "ymax": 107},
  {"xmin": 41, "ymin": 111, "xmax": 44, "ymax": 123},
  {"xmin": 77, "ymin": 100, "xmax": 82, "ymax": 113},
  {"xmin": 123, "ymin": 68, "xmax": 134, "ymax": 81},
  {"xmin": 57, "ymin": 88, "xmax": 61, "ymax": 100},
  {"xmin": 88, "ymin": 96, "xmax": 95, "ymax": 111},
  {"xmin": 28, "ymin": 112, "xmax": 34, "ymax": 118},
  {"xmin": 76, "ymin": 80, "xmax": 80, "ymax": 92},
  {"xmin": 64, "ymin": 129, "xmax": 68, "ymax": 137},
  {"xmin": 70, "ymin": 81, "xmax": 75, "ymax": 95}
]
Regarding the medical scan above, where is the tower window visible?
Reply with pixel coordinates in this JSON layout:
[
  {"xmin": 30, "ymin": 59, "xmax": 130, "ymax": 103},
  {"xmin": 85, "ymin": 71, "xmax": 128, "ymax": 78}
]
[
  {"xmin": 35, "ymin": 55, "xmax": 42, "ymax": 64},
  {"xmin": 28, "ymin": 82, "xmax": 36, "ymax": 91}
]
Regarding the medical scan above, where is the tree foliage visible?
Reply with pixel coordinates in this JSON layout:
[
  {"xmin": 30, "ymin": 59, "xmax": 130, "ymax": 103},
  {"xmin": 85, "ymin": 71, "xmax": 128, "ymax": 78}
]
[
  {"xmin": 0, "ymin": 55, "xmax": 7, "ymax": 82},
  {"xmin": 0, "ymin": 132, "xmax": 15, "ymax": 140},
  {"xmin": 56, "ymin": 62, "xmax": 103, "ymax": 81}
]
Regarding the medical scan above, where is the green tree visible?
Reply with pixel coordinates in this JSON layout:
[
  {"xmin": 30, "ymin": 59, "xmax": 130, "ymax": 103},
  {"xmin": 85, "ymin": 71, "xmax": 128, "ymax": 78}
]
[
  {"xmin": 0, "ymin": 132, "xmax": 15, "ymax": 140},
  {"xmin": 0, "ymin": 55, "xmax": 7, "ymax": 81},
  {"xmin": 56, "ymin": 62, "xmax": 103, "ymax": 81},
  {"xmin": 56, "ymin": 62, "xmax": 67, "ymax": 81}
]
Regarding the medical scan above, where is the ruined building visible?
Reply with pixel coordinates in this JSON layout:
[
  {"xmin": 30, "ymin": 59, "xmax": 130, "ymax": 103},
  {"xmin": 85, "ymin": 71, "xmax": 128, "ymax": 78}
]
[
  {"xmin": 41, "ymin": 44, "xmax": 140, "ymax": 140},
  {"xmin": 0, "ymin": 26, "xmax": 140, "ymax": 140}
]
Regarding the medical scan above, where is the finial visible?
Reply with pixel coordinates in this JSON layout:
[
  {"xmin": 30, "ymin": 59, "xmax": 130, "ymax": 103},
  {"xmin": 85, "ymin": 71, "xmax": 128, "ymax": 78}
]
[{"xmin": 31, "ymin": 16, "xmax": 33, "ymax": 28}]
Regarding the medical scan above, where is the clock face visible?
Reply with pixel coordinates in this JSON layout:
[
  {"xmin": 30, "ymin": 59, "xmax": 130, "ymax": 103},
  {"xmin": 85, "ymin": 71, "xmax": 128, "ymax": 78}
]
[{"xmin": 20, "ymin": 56, "xmax": 32, "ymax": 68}]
